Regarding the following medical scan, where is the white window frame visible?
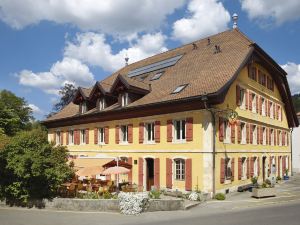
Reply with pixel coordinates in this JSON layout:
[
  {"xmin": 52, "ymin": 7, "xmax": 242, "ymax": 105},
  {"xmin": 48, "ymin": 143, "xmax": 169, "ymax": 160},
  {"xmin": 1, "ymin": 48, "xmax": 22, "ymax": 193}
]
[
  {"xmin": 252, "ymin": 93, "xmax": 257, "ymax": 113},
  {"xmin": 98, "ymin": 127, "xmax": 105, "ymax": 144},
  {"xmin": 241, "ymin": 122, "xmax": 246, "ymax": 144},
  {"xmin": 242, "ymin": 157, "xmax": 247, "ymax": 180},
  {"xmin": 80, "ymin": 129, "xmax": 86, "ymax": 145},
  {"xmin": 56, "ymin": 130, "xmax": 61, "ymax": 145},
  {"xmin": 253, "ymin": 157, "xmax": 258, "ymax": 177},
  {"xmin": 261, "ymin": 97, "xmax": 266, "ymax": 116},
  {"xmin": 173, "ymin": 119, "xmax": 186, "ymax": 142},
  {"xmin": 81, "ymin": 102, "xmax": 87, "ymax": 114},
  {"xmin": 99, "ymin": 98, "xmax": 106, "ymax": 111},
  {"xmin": 120, "ymin": 125, "xmax": 128, "ymax": 143},
  {"xmin": 253, "ymin": 125, "xmax": 257, "ymax": 145},
  {"xmin": 270, "ymin": 102, "xmax": 274, "ymax": 119},
  {"xmin": 279, "ymin": 131, "xmax": 282, "ymax": 146},
  {"xmin": 145, "ymin": 122, "xmax": 155, "ymax": 143},
  {"xmin": 68, "ymin": 129, "xmax": 74, "ymax": 145},
  {"xmin": 271, "ymin": 129, "xmax": 275, "ymax": 146},
  {"xmin": 225, "ymin": 158, "xmax": 232, "ymax": 181},
  {"xmin": 121, "ymin": 93, "xmax": 129, "ymax": 107},
  {"xmin": 174, "ymin": 159, "xmax": 185, "ymax": 181},
  {"xmin": 239, "ymin": 88, "xmax": 246, "ymax": 109},
  {"xmin": 224, "ymin": 121, "xmax": 231, "ymax": 144},
  {"xmin": 263, "ymin": 127, "xmax": 267, "ymax": 146}
]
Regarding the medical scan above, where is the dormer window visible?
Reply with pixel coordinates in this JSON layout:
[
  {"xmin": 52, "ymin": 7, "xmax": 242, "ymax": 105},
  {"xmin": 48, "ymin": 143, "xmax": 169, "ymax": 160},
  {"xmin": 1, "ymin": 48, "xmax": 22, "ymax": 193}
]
[
  {"xmin": 98, "ymin": 98, "xmax": 106, "ymax": 111},
  {"xmin": 121, "ymin": 93, "xmax": 129, "ymax": 107},
  {"xmin": 80, "ymin": 102, "xmax": 87, "ymax": 114}
]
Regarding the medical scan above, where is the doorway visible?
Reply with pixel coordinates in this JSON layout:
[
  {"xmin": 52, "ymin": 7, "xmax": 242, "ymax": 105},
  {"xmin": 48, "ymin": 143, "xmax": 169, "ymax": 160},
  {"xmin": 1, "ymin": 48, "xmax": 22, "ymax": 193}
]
[
  {"xmin": 262, "ymin": 156, "xmax": 266, "ymax": 181},
  {"xmin": 145, "ymin": 158, "xmax": 154, "ymax": 191}
]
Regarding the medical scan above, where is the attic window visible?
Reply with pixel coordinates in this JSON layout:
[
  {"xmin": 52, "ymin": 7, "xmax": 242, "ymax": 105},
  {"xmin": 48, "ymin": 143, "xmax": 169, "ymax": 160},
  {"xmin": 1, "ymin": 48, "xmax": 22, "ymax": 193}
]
[
  {"xmin": 80, "ymin": 102, "xmax": 87, "ymax": 114},
  {"xmin": 172, "ymin": 84, "xmax": 188, "ymax": 94},
  {"xmin": 150, "ymin": 71, "xmax": 164, "ymax": 81}
]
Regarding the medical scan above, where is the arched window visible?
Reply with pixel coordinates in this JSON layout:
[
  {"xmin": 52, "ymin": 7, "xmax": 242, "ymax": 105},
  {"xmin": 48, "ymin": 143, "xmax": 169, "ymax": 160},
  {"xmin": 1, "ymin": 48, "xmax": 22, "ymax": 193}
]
[{"xmin": 174, "ymin": 158, "xmax": 185, "ymax": 180}]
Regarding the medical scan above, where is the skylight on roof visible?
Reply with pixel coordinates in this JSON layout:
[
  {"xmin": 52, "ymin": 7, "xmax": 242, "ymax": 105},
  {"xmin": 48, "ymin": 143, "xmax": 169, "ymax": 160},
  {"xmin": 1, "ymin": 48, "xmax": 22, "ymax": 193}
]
[
  {"xmin": 172, "ymin": 84, "xmax": 188, "ymax": 94},
  {"xmin": 150, "ymin": 71, "xmax": 164, "ymax": 81}
]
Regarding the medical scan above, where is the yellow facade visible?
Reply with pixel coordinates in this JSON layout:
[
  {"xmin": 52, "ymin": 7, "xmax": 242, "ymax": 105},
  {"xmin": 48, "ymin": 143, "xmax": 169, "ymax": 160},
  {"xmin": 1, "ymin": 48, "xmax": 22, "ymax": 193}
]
[{"xmin": 48, "ymin": 63, "xmax": 291, "ymax": 194}]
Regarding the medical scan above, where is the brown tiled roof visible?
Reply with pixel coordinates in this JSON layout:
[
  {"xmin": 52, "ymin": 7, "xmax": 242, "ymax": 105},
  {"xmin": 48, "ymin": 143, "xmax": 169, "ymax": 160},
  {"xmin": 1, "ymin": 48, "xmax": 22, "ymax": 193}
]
[
  {"xmin": 80, "ymin": 87, "xmax": 92, "ymax": 97},
  {"xmin": 46, "ymin": 29, "xmax": 253, "ymax": 122}
]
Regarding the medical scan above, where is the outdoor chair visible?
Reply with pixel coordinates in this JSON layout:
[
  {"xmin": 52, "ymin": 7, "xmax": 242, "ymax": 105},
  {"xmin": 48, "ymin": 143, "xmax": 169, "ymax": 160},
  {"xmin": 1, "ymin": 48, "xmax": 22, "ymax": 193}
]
[{"xmin": 67, "ymin": 183, "xmax": 76, "ymax": 198}]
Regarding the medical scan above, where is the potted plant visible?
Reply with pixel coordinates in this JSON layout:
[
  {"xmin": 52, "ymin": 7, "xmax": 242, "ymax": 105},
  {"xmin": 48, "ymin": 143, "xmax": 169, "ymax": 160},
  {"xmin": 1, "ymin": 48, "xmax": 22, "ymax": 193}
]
[
  {"xmin": 283, "ymin": 169, "xmax": 289, "ymax": 180},
  {"xmin": 252, "ymin": 179, "xmax": 276, "ymax": 198}
]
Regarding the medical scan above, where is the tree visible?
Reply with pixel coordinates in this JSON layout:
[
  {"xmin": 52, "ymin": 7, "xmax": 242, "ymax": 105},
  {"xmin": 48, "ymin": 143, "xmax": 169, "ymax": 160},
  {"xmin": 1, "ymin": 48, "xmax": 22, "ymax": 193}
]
[
  {"xmin": 53, "ymin": 83, "xmax": 77, "ymax": 112},
  {"xmin": 0, "ymin": 127, "xmax": 74, "ymax": 203},
  {"xmin": 0, "ymin": 90, "xmax": 33, "ymax": 136},
  {"xmin": 292, "ymin": 94, "xmax": 300, "ymax": 113}
]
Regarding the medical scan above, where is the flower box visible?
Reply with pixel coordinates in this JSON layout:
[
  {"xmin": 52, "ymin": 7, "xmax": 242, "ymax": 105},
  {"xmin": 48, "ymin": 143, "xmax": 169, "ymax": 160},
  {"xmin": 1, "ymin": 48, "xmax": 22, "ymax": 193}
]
[
  {"xmin": 283, "ymin": 176, "xmax": 289, "ymax": 180},
  {"xmin": 252, "ymin": 188, "xmax": 276, "ymax": 198}
]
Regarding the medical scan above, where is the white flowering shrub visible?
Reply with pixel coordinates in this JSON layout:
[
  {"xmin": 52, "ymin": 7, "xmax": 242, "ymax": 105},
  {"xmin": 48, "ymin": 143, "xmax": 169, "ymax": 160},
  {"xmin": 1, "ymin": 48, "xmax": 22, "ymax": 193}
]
[
  {"xmin": 188, "ymin": 192, "xmax": 200, "ymax": 201},
  {"xmin": 118, "ymin": 192, "xmax": 149, "ymax": 215}
]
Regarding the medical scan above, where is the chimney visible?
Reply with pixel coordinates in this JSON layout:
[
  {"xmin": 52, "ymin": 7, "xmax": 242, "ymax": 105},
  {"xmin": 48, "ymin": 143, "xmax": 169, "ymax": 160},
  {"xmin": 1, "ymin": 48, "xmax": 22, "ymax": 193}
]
[
  {"xmin": 192, "ymin": 43, "xmax": 198, "ymax": 50},
  {"xmin": 125, "ymin": 54, "xmax": 129, "ymax": 66},
  {"xmin": 207, "ymin": 38, "xmax": 211, "ymax": 45},
  {"xmin": 232, "ymin": 13, "xmax": 238, "ymax": 29}
]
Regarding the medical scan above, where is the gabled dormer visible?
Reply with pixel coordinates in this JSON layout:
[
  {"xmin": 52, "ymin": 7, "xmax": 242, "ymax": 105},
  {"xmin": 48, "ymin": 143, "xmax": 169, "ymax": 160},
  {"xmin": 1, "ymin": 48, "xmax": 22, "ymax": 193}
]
[
  {"xmin": 72, "ymin": 87, "xmax": 91, "ymax": 114},
  {"xmin": 89, "ymin": 81, "xmax": 117, "ymax": 111},
  {"xmin": 110, "ymin": 74, "xmax": 150, "ymax": 107}
]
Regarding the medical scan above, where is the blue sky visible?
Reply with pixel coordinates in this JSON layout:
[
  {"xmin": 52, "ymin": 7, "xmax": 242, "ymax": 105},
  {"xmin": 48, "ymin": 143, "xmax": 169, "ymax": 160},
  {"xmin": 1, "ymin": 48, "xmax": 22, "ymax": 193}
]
[{"xmin": 0, "ymin": 0, "xmax": 300, "ymax": 120}]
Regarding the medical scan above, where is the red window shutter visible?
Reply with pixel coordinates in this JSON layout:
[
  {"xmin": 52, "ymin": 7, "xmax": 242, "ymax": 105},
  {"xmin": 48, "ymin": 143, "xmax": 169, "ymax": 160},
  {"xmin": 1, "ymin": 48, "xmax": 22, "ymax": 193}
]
[
  {"xmin": 282, "ymin": 131, "xmax": 285, "ymax": 146},
  {"xmin": 139, "ymin": 122, "xmax": 144, "ymax": 144},
  {"xmin": 166, "ymin": 158, "xmax": 173, "ymax": 189},
  {"xmin": 273, "ymin": 104, "xmax": 276, "ymax": 119},
  {"xmin": 287, "ymin": 132, "xmax": 289, "ymax": 146},
  {"xmin": 245, "ymin": 90, "xmax": 249, "ymax": 110},
  {"xmin": 250, "ymin": 124, "xmax": 253, "ymax": 144},
  {"xmin": 128, "ymin": 124, "xmax": 133, "ymax": 143},
  {"xmin": 66, "ymin": 131, "xmax": 69, "ymax": 145},
  {"xmin": 259, "ymin": 97, "xmax": 263, "ymax": 115},
  {"xmin": 219, "ymin": 118, "xmax": 224, "ymax": 142},
  {"xmin": 280, "ymin": 107, "xmax": 283, "ymax": 121},
  {"xmin": 236, "ymin": 85, "xmax": 241, "ymax": 106},
  {"xmin": 154, "ymin": 121, "xmax": 160, "ymax": 143},
  {"xmin": 85, "ymin": 128, "xmax": 89, "ymax": 144},
  {"xmin": 94, "ymin": 128, "xmax": 98, "ymax": 145},
  {"xmin": 247, "ymin": 157, "xmax": 250, "ymax": 178},
  {"xmin": 186, "ymin": 117, "xmax": 193, "ymax": 142},
  {"xmin": 185, "ymin": 158, "xmax": 192, "ymax": 191},
  {"xmin": 268, "ymin": 128, "xmax": 271, "ymax": 145},
  {"xmin": 231, "ymin": 158, "xmax": 235, "ymax": 181},
  {"xmin": 220, "ymin": 158, "xmax": 225, "ymax": 184},
  {"xmin": 256, "ymin": 95, "xmax": 259, "ymax": 113},
  {"xmin": 74, "ymin": 129, "xmax": 79, "ymax": 145},
  {"xmin": 250, "ymin": 157, "xmax": 254, "ymax": 177},
  {"xmin": 257, "ymin": 126, "xmax": 260, "ymax": 144},
  {"xmin": 257, "ymin": 157, "xmax": 260, "ymax": 176},
  {"xmin": 277, "ymin": 157, "xmax": 280, "ymax": 176},
  {"xmin": 138, "ymin": 158, "xmax": 144, "ymax": 188},
  {"xmin": 237, "ymin": 121, "xmax": 241, "ymax": 144},
  {"xmin": 128, "ymin": 157, "xmax": 133, "ymax": 183},
  {"xmin": 167, "ymin": 120, "xmax": 173, "ymax": 142},
  {"xmin": 115, "ymin": 125, "xmax": 119, "ymax": 144},
  {"xmin": 238, "ymin": 157, "xmax": 242, "ymax": 180},
  {"xmin": 231, "ymin": 123, "xmax": 235, "ymax": 144},
  {"xmin": 249, "ymin": 91, "xmax": 252, "ymax": 111},
  {"xmin": 104, "ymin": 126, "xmax": 109, "ymax": 144},
  {"xmin": 154, "ymin": 158, "xmax": 160, "ymax": 189},
  {"xmin": 246, "ymin": 123, "xmax": 250, "ymax": 144}
]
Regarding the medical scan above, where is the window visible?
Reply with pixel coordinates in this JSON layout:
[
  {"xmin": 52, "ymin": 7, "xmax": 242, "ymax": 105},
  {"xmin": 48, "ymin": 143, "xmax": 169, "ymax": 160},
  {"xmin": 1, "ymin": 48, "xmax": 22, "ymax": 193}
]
[
  {"xmin": 225, "ymin": 158, "xmax": 232, "ymax": 180},
  {"xmin": 278, "ymin": 105, "xmax": 282, "ymax": 121},
  {"xmin": 252, "ymin": 125, "xmax": 257, "ymax": 145},
  {"xmin": 249, "ymin": 65, "xmax": 257, "ymax": 81},
  {"xmin": 174, "ymin": 159, "xmax": 185, "ymax": 180},
  {"xmin": 271, "ymin": 129, "xmax": 275, "ymax": 146},
  {"xmin": 241, "ymin": 122, "xmax": 246, "ymax": 144},
  {"xmin": 150, "ymin": 71, "xmax": 164, "ymax": 81},
  {"xmin": 242, "ymin": 157, "xmax": 247, "ymax": 179},
  {"xmin": 80, "ymin": 102, "xmax": 87, "ymax": 114},
  {"xmin": 253, "ymin": 157, "xmax": 258, "ymax": 177},
  {"xmin": 285, "ymin": 132, "xmax": 288, "ymax": 146},
  {"xmin": 120, "ymin": 157, "xmax": 128, "ymax": 163},
  {"xmin": 98, "ymin": 128, "xmax": 105, "ymax": 144},
  {"xmin": 263, "ymin": 127, "xmax": 267, "ymax": 145},
  {"xmin": 224, "ymin": 121, "xmax": 231, "ymax": 143},
  {"xmin": 120, "ymin": 125, "xmax": 128, "ymax": 143},
  {"xmin": 98, "ymin": 98, "xmax": 106, "ymax": 111},
  {"xmin": 270, "ymin": 102, "xmax": 274, "ymax": 119},
  {"xmin": 261, "ymin": 97, "xmax": 266, "ymax": 116},
  {"xmin": 80, "ymin": 129, "xmax": 86, "ymax": 144},
  {"xmin": 56, "ymin": 131, "xmax": 61, "ymax": 145},
  {"xmin": 69, "ymin": 130, "xmax": 74, "ymax": 145},
  {"xmin": 252, "ymin": 93, "xmax": 257, "ymax": 113},
  {"xmin": 172, "ymin": 84, "xmax": 188, "ymax": 94},
  {"xmin": 174, "ymin": 120, "xmax": 186, "ymax": 141},
  {"xmin": 279, "ymin": 131, "xmax": 282, "ymax": 146},
  {"xmin": 145, "ymin": 122, "xmax": 155, "ymax": 142},
  {"xmin": 239, "ymin": 88, "xmax": 246, "ymax": 109},
  {"xmin": 121, "ymin": 93, "xmax": 129, "ymax": 107}
]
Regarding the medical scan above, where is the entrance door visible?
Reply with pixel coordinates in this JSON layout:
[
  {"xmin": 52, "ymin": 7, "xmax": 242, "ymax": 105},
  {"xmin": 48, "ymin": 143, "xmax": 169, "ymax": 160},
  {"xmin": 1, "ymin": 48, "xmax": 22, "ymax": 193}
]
[
  {"xmin": 146, "ymin": 158, "xmax": 154, "ymax": 191},
  {"xmin": 262, "ymin": 156, "xmax": 266, "ymax": 181}
]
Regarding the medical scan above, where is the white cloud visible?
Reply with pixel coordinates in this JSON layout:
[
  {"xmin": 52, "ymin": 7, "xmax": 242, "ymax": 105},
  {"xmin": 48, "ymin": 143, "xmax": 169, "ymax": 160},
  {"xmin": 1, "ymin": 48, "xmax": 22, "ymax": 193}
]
[
  {"xmin": 172, "ymin": 0, "xmax": 230, "ymax": 43},
  {"xmin": 18, "ymin": 57, "xmax": 95, "ymax": 95},
  {"xmin": 64, "ymin": 32, "xmax": 168, "ymax": 72},
  {"xmin": 0, "ymin": 0, "xmax": 185, "ymax": 38},
  {"xmin": 240, "ymin": 0, "xmax": 300, "ymax": 25},
  {"xmin": 28, "ymin": 103, "xmax": 43, "ymax": 115},
  {"xmin": 281, "ymin": 62, "xmax": 300, "ymax": 94}
]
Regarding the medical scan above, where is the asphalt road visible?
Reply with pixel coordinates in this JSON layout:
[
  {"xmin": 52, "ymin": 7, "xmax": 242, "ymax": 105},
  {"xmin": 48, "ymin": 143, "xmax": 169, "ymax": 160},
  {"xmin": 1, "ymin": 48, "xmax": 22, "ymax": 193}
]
[{"xmin": 1, "ymin": 200, "xmax": 300, "ymax": 225}]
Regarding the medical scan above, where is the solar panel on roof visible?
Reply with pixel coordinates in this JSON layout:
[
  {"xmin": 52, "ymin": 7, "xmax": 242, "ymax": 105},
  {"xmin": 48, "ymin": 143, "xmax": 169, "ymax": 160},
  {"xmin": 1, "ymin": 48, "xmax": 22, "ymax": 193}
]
[{"xmin": 127, "ymin": 54, "xmax": 183, "ymax": 77}]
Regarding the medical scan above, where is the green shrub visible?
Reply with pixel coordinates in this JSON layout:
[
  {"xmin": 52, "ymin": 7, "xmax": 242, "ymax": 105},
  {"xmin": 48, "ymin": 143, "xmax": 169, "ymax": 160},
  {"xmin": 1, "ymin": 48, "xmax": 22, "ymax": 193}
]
[
  {"xmin": 103, "ymin": 191, "xmax": 112, "ymax": 199},
  {"xmin": 77, "ymin": 191, "xmax": 99, "ymax": 199},
  {"xmin": 215, "ymin": 193, "xmax": 226, "ymax": 200},
  {"xmin": 149, "ymin": 189, "xmax": 161, "ymax": 199},
  {"xmin": 251, "ymin": 176, "xmax": 258, "ymax": 185}
]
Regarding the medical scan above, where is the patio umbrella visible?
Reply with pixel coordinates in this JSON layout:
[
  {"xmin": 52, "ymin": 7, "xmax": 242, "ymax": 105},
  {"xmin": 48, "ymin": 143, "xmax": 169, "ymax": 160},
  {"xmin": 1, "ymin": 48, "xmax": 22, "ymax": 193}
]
[
  {"xmin": 101, "ymin": 166, "xmax": 130, "ymax": 175},
  {"xmin": 102, "ymin": 159, "xmax": 132, "ymax": 169},
  {"xmin": 75, "ymin": 166, "xmax": 104, "ymax": 178}
]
